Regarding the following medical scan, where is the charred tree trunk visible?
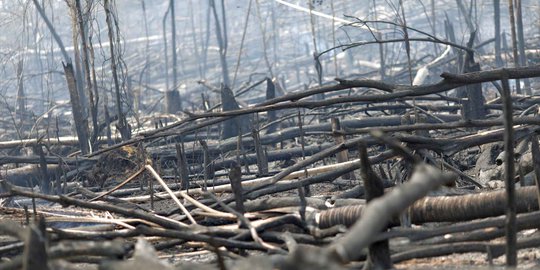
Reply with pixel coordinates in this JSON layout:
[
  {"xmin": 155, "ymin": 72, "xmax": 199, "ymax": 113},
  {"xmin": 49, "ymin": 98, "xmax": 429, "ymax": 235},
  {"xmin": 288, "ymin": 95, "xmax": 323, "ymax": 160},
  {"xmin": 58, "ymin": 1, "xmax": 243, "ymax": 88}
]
[
  {"xmin": 15, "ymin": 59, "xmax": 26, "ymax": 124},
  {"xmin": 33, "ymin": 0, "xmax": 90, "ymax": 154},
  {"xmin": 75, "ymin": 0, "xmax": 99, "ymax": 148},
  {"xmin": 209, "ymin": 0, "xmax": 230, "ymax": 87},
  {"xmin": 508, "ymin": 0, "xmax": 522, "ymax": 94},
  {"xmin": 66, "ymin": 1, "xmax": 88, "ymax": 116},
  {"xmin": 514, "ymin": 0, "xmax": 531, "ymax": 94},
  {"xmin": 318, "ymin": 186, "xmax": 540, "ymax": 229},
  {"xmin": 104, "ymin": 0, "xmax": 130, "ymax": 140},
  {"xmin": 458, "ymin": 32, "xmax": 486, "ymax": 121},
  {"xmin": 165, "ymin": 0, "xmax": 182, "ymax": 114},
  {"xmin": 220, "ymin": 86, "xmax": 250, "ymax": 140},
  {"xmin": 358, "ymin": 144, "xmax": 392, "ymax": 270},
  {"xmin": 265, "ymin": 78, "xmax": 277, "ymax": 134},
  {"xmin": 494, "ymin": 0, "xmax": 503, "ymax": 67},
  {"xmin": 63, "ymin": 63, "xmax": 90, "ymax": 155}
]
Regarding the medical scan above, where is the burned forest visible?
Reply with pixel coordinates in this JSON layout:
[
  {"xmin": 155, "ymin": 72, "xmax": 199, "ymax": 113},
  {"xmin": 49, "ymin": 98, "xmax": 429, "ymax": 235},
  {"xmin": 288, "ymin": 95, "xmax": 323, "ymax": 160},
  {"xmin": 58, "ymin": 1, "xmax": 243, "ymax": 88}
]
[{"xmin": 1, "ymin": 0, "xmax": 540, "ymax": 269}]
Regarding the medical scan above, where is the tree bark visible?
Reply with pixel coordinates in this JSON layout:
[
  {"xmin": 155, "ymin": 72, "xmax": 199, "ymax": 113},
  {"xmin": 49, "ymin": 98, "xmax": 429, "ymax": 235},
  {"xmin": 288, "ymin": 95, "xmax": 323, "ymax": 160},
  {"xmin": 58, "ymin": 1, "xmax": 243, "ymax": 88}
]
[
  {"xmin": 358, "ymin": 144, "xmax": 392, "ymax": 270},
  {"xmin": 165, "ymin": 0, "xmax": 182, "ymax": 114},
  {"xmin": 507, "ymin": 0, "xmax": 522, "ymax": 94},
  {"xmin": 63, "ymin": 63, "xmax": 90, "ymax": 154},
  {"xmin": 220, "ymin": 86, "xmax": 250, "ymax": 139},
  {"xmin": 104, "ymin": 0, "xmax": 130, "ymax": 140},
  {"xmin": 493, "ymin": 0, "xmax": 503, "ymax": 67},
  {"xmin": 75, "ymin": 0, "xmax": 99, "ymax": 148},
  {"xmin": 318, "ymin": 186, "xmax": 540, "ymax": 229},
  {"xmin": 514, "ymin": 0, "xmax": 531, "ymax": 94},
  {"xmin": 209, "ymin": 0, "xmax": 230, "ymax": 87}
]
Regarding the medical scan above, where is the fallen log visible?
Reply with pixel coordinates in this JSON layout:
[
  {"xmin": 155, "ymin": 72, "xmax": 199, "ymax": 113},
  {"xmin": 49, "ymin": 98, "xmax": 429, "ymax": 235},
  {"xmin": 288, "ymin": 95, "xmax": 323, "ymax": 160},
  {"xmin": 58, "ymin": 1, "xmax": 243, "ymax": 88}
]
[
  {"xmin": 325, "ymin": 164, "xmax": 456, "ymax": 263},
  {"xmin": 0, "ymin": 155, "xmax": 96, "ymax": 166},
  {"xmin": 317, "ymin": 186, "xmax": 540, "ymax": 229},
  {"xmin": 0, "ymin": 165, "xmax": 62, "ymax": 189},
  {"xmin": 391, "ymin": 236, "xmax": 540, "ymax": 264}
]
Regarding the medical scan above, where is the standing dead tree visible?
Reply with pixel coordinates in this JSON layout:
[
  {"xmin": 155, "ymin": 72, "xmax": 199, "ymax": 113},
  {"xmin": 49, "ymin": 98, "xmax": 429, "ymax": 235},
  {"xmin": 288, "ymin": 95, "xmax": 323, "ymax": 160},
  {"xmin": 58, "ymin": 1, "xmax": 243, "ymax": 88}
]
[
  {"xmin": 104, "ymin": 0, "xmax": 130, "ymax": 141},
  {"xmin": 74, "ymin": 0, "xmax": 100, "ymax": 149},
  {"xmin": 32, "ymin": 0, "xmax": 90, "ymax": 155},
  {"xmin": 507, "ymin": 0, "xmax": 522, "ymax": 94},
  {"xmin": 209, "ymin": 0, "xmax": 230, "ymax": 87},
  {"xmin": 164, "ymin": 0, "xmax": 182, "ymax": 114}
]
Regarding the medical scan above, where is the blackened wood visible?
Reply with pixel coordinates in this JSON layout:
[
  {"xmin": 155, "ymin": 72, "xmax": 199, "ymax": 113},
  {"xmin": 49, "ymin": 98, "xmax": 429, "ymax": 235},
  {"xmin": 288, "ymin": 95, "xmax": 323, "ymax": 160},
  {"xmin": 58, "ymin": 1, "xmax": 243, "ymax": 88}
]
[
  {"xmin": 104, "ymin": 103, "xmax": 113, "ymax": 146},
  {"xmin": 332, "ymin": 118, "xmax": 353, "ymax": 180},
  {"xmin": 75, "ymin": 0, "xmax": 98, "ymax": 150},
  {"xmin": 221, "ymin": 86, "xmax": 250, "ymax": 139},
  {"xmin": 376, "ymin": 210, "xmax": 540, "ymax": 244},
  {"xmin": 32, "ymin": 145, "xmax": 49, "ymax": 194},
  {"xmin": 265, "ymin": 78, "xmax": 277, "ymax": 134},
  {"xmin": 297, "ymin": 111, "xmax": 310, "ymax": 197},
  {"xmin": 252, "ymin": 129, "xmax": 268, "ymax": 176},
  {"xmin": 199, "ymin": 140, "xmax": 214, "ymax": 188},
  {"xmin": 331, "ymin": 179, "xmax": 395, "ymax": 200},
  {"xmin": 15, "ymin": 60, "xmax": 26, "ymax": 123},
  {"xmin": 104, "ymin": 0, "xmax": 130, "ymax": 141},
  {"xmin": 229, "ymin": 163, "xmax": 244, "ymax": 214},
  {"xmin": 391, "ymin": 236, "xmax": 540, "ymax": 264},
  {"xmin": 413, "ymin": 114, "xmax": 430, "ymax": 137},
  {"xmin": 508, "ymin": 0, "xmax": 522, "ymax": 94},
  {"xmin": 0, "ymin": 165, "xmax": 63, "ymax": 190},
  {"xmin": 244, "ymin": 151, "xmax": 395, "ymax": 201},
  {"xmin": 515, "ymin": 0, "xmax": 531, "ymax": 94},
  {"xmin": 501, "ymin": 75, "xmax": 517, "ymax": 266},
  {"xmin": 88, "ymin": 66, "xmax": 540, "ymax": 159},
  {"xmin": 494, "ymin": 0, "xmax": 503, "ymax": 67},
  {"xmin": 3, "ymin": 182, "xmax": 186, "ymax": 230},
  {"xmin": 358, "ymin": 144, "xmax": 392, "ymax": 269},
  {"xmin": 326, "ymin": 165, "xmax": 455, "ymax": 263},
  {"xmin": 204, "ymin": 114, "xmax": 461, "ymax": 155},
  {"xmin": 22, "ymin": 218, "xmax": 48, "ymax": 270},
  {"xmin": 319, "ymin": 186, "xmax": 540, "ymax": 229},
  {"xmin": 63, "ymin": 62, "xmax": 90, "ymax": 155},
  {"xmin": 169, "ymin": 0, "xmax": 180, "ymax": 112},
  {"xmin": 531, "ymin": 136, "xmax": 540, "ymax": 208},
  {"xmin": 461, "ymin": 63, "xmax": 487, "ymax": 121},
  {"xmin": 456, "ymin": 32, "xmax": 486, "ymax": 121},
  {"xmin": 175, "ymin": 143, "xmax": 189, "ymax": 190}
]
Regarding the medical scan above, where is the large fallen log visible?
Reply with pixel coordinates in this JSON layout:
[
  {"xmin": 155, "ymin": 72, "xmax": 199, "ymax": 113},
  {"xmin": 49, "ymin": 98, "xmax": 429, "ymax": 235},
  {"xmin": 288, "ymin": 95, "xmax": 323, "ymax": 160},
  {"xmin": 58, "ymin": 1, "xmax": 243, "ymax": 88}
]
[
  {"xmin": 316, "ymin": 186, "xmax": 540, "ymax": 229},
  {"xmin": 325, "ymin": 164, "xmax": 456, "ymax": 263}
]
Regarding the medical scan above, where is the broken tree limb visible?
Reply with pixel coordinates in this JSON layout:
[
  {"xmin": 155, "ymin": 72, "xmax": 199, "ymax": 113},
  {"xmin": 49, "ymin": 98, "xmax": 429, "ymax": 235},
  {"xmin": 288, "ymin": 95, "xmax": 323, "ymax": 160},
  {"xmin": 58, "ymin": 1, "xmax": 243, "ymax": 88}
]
[
  {"xmin": 0, "ymin": 155, "xmax": 96, "ymax": 166},
  {"xmin": 1, "ymin": 182, "xmax": 187, "ymax": 230}
]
